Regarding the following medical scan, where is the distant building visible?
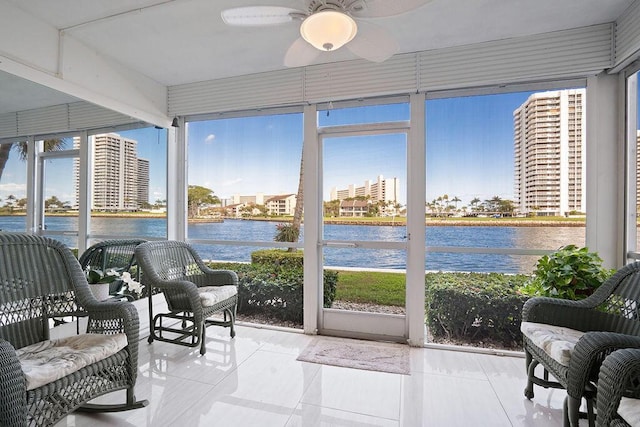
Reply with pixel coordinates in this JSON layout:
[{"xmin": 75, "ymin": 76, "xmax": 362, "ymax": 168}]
[
  {"xmin": 265, "ymin": 194, "xmax": 296, "ymax": 216},
  {"xmin": 339, "ymin": 200, "xmax": 369, "ymax": 217},
  {"xmin": 73, "ymin": 133, "xmax": 148, "ymax": 211},
  {"xmin": 330, "ymin": 175, "xmax": 400, "ymax": 212},
  {"xmin": 225, "ymin": 193, "xmax": 297, "ymax": 216},
  {"xmin": 223, "ymin": 203, "xmax": 244, "ymax": 218},
  {"xmin": 137, "ymin": 158, "xmax": 149, "ymax": 208},
  {"xmin": 513, "ymin": 89, "xmax": 586, "ymax": 216},
  {"xmin": 231, "ymin": 193, "xmax": 265, "ymax": 206}
]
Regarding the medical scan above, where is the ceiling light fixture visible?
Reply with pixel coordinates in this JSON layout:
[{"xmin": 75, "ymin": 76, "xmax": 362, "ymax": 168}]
[{"xmin": 300, "ymin": 10, "xmax": 357, "ymax": 52}]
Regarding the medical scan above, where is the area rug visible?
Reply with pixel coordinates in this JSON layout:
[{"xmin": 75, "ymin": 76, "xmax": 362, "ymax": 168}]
[{"xmin": 297, "ymin": 337, "xmax": 410, "ymax": 375}]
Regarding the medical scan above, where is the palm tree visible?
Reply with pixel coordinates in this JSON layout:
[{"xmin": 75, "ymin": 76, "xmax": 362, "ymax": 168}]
[
  {"xmin": 275, "ymin": 151, "xmax": 303, "ymax": 252},
  {"xmin": 0, "ymin": 139, "xmax": 66, "ymax": 182},
  {"xmin": 451, "ymin": 196, "xmax": 461, "ymax": 211},
  {"xmin": 291, "ymin": 154, "xmax": 303, "ymax": 235},
  {"xmin": 470, "ymin": 197, "xmax": 481, "ymax": 212}
]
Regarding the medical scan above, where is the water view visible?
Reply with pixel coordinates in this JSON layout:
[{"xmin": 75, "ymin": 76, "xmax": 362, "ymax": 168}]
[{"xmin": 0, "ymin": 216, "xmax": 585, "ymax": 274}]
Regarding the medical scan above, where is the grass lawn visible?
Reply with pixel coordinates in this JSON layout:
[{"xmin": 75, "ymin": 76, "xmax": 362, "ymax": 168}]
[{"xmin": 331, "ymin": 269, "xmax": 406, "ymax": 306}]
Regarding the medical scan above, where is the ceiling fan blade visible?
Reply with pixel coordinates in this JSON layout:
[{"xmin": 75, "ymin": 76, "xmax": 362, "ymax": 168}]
[
  {"xmin": 221, "ymin": 6, "xmax": 303, "ymax": 26},
  {"xmin": 350, "ymin": 0, "xmax": 433, "ymax": 18},
  {"xmin": 346, "ymin": 20, "xmax": 398, "ymax": 63},
  {"xmin": 284, "ymin": 37, "xmax": 321, "ymax": 67}
]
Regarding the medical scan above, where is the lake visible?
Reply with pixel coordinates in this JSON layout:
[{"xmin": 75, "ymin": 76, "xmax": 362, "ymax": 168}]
[{"xmin": 0, "ymin": 216, "xmax": 585, "ymax": 274}]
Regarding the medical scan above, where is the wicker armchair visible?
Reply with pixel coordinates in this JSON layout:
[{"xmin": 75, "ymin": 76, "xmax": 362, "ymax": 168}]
[
  {"xmin": 78, "ymin": 239, "xmax": 147, "ymax": 299},
  {"xmin": 521, "ymin": 261, "xmax": 640, "ymax": 427},
  {"xmin": 0, "ymin": 233, "xmax": 148, "ymax": 426},
  {"xmin": 596, "ymin": 348, "xmax": 640, "ymax": 427},
  {"xmin": 134, "ymin": 240, "xmax": 238, "ymax": 355}
]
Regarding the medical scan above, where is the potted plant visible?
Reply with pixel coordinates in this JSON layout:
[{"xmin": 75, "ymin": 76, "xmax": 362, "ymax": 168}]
[
  {"xmin": 520, "ymin": 244, "xmax": 614, "ymax": 300},
  {"xmin": 86, "ymin": 268, "xmax": 144, "ymax": 301}
]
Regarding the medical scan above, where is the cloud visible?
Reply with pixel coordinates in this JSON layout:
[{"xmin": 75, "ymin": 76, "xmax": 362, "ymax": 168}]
[
  {"xmin": 0, "ymin": 183, "xmax": 26, "ymax": 197},
  {"xmin": 222, "ymin": 178, "xmax": 242, "ymax": 187},
  {"xmin": 205, "ymin": 134, "xmax": 215, "ymax": 144}
]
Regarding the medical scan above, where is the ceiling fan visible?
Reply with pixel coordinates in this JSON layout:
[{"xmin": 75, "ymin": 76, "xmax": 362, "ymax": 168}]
[{"xmin": 221, "ymin": 0, "xmax": 432, "ymax": 67}]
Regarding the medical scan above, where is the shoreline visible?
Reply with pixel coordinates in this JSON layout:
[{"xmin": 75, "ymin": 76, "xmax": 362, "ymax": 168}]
[{"xmin": 0, "ymin": 213, "xmax": 586, "ymax": 227}]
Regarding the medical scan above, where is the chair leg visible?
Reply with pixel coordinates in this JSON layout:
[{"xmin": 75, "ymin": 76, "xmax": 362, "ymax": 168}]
[
  {"xmin": 586, "ymin": 397, "xmax": 595, "ymax": 427},
  {"xmin": 228, "ymin": 307, "xmax": 236, "ymax": 338},
  {"xmin": 566, "ymin": 395, "xmax": 581, "ymax": 427},
  {"xmin": 78, "ymin": 387, "xmax": 148, "ymax": 412},
  {"xmin": 199, "ymin": 322, "xmax": 206, "ymax": 355},
  {"xmin": 524, "ymin": 351, "xmax": 536, "ymax": 399},
  {"xmin": 563, "ymin": 398, "xmax": 570, "ymax": 427}
]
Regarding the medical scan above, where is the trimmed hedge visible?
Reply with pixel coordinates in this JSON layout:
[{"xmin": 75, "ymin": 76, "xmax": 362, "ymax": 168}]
[
  {"xmin": 208, "ymin": 251, "xmax": 338, "ymax": 323},
  {"xmin": 425, "ymin": 272, "xmax": 529, "ymax": 348},
  {"xmin": 251, "ymin": 249, "xmax": 303, "ymax": 269}
]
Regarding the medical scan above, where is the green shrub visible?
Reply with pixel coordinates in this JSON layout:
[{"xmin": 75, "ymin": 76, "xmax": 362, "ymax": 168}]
[
  {"xmin": 207, "ymin": 258, "xmax": 337, "ymax": 323},
  {"xmin": 519, "ymin": 245, "xmax": 614, "ymax": 300},
  {"xmin": 425, "ymin": 272, "xmax": 529, "ymax": 348},
  {"xmin": 251, "ymin": 249, "xmax": 303, "ymax": 269}
]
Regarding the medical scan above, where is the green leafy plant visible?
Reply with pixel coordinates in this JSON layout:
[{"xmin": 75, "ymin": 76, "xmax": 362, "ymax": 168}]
[
  {"xmin": 274, "ymin": 223, "xmax": 300, "ymax": 245},
  {"xmin": 425, "ymin": 272, "xmax": 529, "ymax": 348},
  {"xmin": 519, "ymin": 244, "xmax": 614, "ymax": 300},
  {"xmin": 207, "ymin": 257, "xmax": 337, "ymax": 323}
]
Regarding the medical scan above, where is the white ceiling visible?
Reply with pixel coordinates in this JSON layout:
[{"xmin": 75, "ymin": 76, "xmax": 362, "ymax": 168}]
[{"xmin": 0, "ymin": 0, "xmax": 636, "ymax": 119}]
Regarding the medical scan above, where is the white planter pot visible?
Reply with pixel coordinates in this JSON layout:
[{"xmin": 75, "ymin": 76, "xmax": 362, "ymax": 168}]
[{"xmin": 90, "ymin": 283, "xmax": 110, "ymax": 301}]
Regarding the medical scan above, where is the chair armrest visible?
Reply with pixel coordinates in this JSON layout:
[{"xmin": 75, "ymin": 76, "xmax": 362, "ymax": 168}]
[
  {"xmin": 198, "ymin": 268, "xmax": 239, "ymax": 287},
  {"xmin": 146, "ymin": 278, "xmax": 204, "ymax": 315},
  {"xmin": 597, "ymin": 348, "xmax": 640, "ymax": 426},
  {"xmin": 566, "ymin": 332, "xmax": 640, "ymax": 400},
  {"xmin": 521, "ymin": 296, "xmax": 594, "ymax": 327},
  {"xmin": 0, "ymin": 339, "xmax": 27, "ymax": 427},
  {"xmin": 85, "ymin": 301, "xmax": 141, "ymax": 347}
]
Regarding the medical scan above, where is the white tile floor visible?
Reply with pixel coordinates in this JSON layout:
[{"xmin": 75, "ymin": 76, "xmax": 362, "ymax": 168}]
[{"xmin": 53, "ymin": 299, "xmax": 576, "ymax": 427}]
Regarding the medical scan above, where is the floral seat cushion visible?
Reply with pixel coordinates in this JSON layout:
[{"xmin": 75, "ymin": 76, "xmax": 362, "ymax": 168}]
[
  {"xmin": 17, "ymin": 333, "xmax": 128, "ymax": 390},
  {"xmin": 619, "ymin": 397, "xmax": 640, "ymax": 426},
  {"xmin": 197, "ymin": 285, "xmax": 237, "ymax": 307},
  {"xmin": 520, "ymin": 321, "xmax": 585, "ymax": 366}
]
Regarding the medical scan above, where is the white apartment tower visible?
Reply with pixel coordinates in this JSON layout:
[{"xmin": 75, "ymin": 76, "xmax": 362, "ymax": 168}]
[
  {"xmin": 330, "ymin": 175, "xmax": 401, "ymax": 212},
  {"xmin": 514, "ymin": 89, "xmax": 586, "ymax": 216},
  {"xmin": 74, "ymin": 133, "xmax": 142, "ymax": 211}
]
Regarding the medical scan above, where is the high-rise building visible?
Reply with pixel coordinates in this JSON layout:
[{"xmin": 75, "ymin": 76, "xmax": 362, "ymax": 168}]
[
  {"xmin": 513, "ymin": 89, "xmax": 586, "ymax": 216},
  {"xmin": 330, "ymin": 175, "xmax": 400, "ymax": 205},
  {"xmin": 137, "ymin": 158, "xmax": 150, "ymax": 208},
  {"xmin": 74, "ymin": 133, "xmax": 146, "ymax": 211}
]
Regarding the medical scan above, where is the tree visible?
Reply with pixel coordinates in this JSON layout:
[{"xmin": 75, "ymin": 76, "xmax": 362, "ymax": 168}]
[
  {"xmin": 4, "ymin": 194, "xmax": 16, "ymax": 209},
  {"xmin": 0, "ymin": 139, "xmax": 66, "ymax": 183},
  {"xmin": 451, "ymin": 196, "xmax": 461, "ymax": 210},
  {"xmin": 45, "ymin": 195, "xmax": 65, "ymax": 211},
  {"xmin": 324, "ymin": 199, "xmax": 340, "ymax": 217},
  {"xmin": 187, "ymin": 185, "xmax": 220, "ymax": 218},
  {"xmin": 484, "ymin": 196, "xmax": 503, "ymax": 213},
  {"xmin": 275, "ymin": 153, "xmax": 303, "ymax": 251},
  {"xmin": 470, "ymin": 197, "xmax": 481, "ymax": 212}
]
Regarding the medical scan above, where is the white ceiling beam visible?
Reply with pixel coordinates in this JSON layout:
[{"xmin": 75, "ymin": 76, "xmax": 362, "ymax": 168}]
[{"xmin": 0, "ymin": 2, "xmax": 169, "ymax": 128}]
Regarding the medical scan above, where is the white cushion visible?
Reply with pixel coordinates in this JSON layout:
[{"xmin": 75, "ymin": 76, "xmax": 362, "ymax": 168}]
[
  {"xmin": 17, "ymin": 333, "xmax": 128, "ymax": 391},
  {"xmin": 521, "ymin": 321, "xmax": 585, "ymax": 366},
  {"xmin": 619, "ymin": 397, "xmax": 640, "ymax": 426},
  {"xmin": 198, "ymin": 285, "xmax": 237, "ymax": 307}
]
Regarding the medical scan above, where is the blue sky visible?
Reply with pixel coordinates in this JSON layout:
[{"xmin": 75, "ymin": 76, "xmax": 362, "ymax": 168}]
[
  {"xmin": 186, "ymin": 96, "xmax": 530, "ymax": 206},
  {"xmin": 426, "ymin": 92, "xmax": 534, "ymax": 205},
  {"xmin": 0, "ymin": 128, "xmax": 167, "ymax": 206},
  {"xmin": 1, "ymin": 84, "xmax": 639, "ymax": 209}
]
